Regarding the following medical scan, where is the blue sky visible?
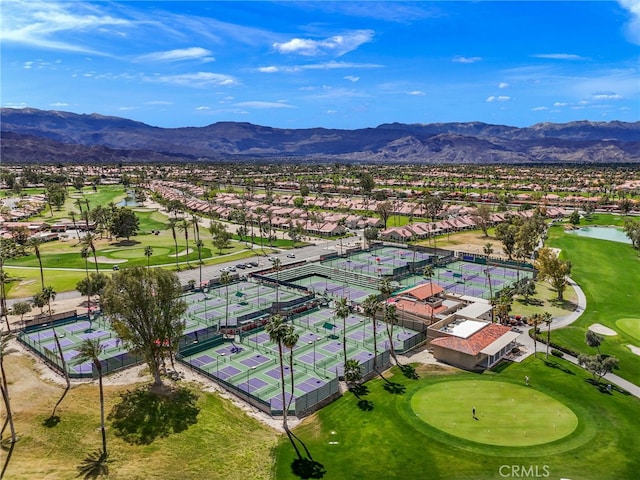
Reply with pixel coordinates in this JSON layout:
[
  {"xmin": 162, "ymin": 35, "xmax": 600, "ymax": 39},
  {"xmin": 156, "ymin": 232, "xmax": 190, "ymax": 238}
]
[{"xmin": 2, "ymin": 1, "xmax": 639, "ymax": 129}]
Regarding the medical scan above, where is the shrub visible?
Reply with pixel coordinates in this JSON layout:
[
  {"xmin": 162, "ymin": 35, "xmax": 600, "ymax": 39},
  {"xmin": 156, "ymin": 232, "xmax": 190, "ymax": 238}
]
[{"xmin": 551, "ymin": 349, "xmax": 564, "ymax": 358}]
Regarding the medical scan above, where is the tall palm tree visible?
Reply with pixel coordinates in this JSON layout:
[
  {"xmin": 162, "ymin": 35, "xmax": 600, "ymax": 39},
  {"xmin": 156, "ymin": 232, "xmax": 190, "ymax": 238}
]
[
  {"xmin": 191, "ymin": 214, "xmax": 201, "ymax": 243},
  {"xmin": 195, "ymin": 240, "xmax": 204, "ymax": 285},
  {"xmin": 528, "ymin": 313, "xmax": 543, "ymax": 357},
  {"xmin": 282, "ymin": 325, "xmax": 299, "ymax": 414},
  {"xmin": 144, "ymin": 246, "xmax": 154, "ymax": 269},
  {"xmin": 0, "ymin": 262, "xmax": 11, "ymax": 332},
  {"xmin": 220, "ymin": 271, "xmax": 231, "ymax": 331},
  {"xmin": 168, "ymin": 218, "xmax": 179, "ymax": 271},
  {"xmin": 265, "ymin": 315, "xmax": 290, "ymax": 429},
  {"xmin": 0, "ymin": 331, "xmax": 17, "ymax": 444},
  {"xmin": 69, "ymin": 210, "xmax": 81, "ymax": 243},
  {"xmin": 75, "ymin": 338, "xmax": 107, "ymax": 456},
  {"xmin": 362, "ymin": 294, "xmax": 380, "ymax": 371},
  {"xmin": 28, "ymin": 236, "xmax": 45, "ymax": 290},
  {"xmin": 179, "ymin": 218, "xmax": 191, "ymax": 268},
  {"xmin": 272, "ymin": 258, "xmax": 282, "ymax": 306},
  {"xmin": 41, "ymin": 286, "xmax": 71, "ymax": 419},
  {"xmin": 82, "ymin": 232, "xmax": 100, "ymax": 274},
  {"xmin": 384, "ymin": 303, "xmax": 399, "ymax": 364},
  {"xmin": 334, "ymin": 296, "xmax": 350, "ymax": 375},
  {"xmin": 542, "ymin": 312, "xmax": 553, "ymax": 358},
  {"xmin": 80, "ymin": 246, "xmax": 92, "ymax": 317}
]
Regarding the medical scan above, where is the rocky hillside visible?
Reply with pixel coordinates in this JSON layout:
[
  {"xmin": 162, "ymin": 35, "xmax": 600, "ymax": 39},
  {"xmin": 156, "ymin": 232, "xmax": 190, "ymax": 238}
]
[{"xmin": 1, "ymin": 108, "xmax": 639, "ymax": 164}]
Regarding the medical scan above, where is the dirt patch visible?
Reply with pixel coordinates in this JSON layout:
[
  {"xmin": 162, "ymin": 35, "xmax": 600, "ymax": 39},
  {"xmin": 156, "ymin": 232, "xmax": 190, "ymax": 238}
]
[
  {"xmin": 170, "ymin": 248, "xmax": 193, "ymax": 257},
  {"xmin": 588, "ymin": 323, "xmax": 617, "ymax": 336}
]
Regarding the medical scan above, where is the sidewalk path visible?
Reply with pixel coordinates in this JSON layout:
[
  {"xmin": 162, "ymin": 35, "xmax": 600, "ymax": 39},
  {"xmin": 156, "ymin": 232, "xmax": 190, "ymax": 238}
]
[{"xmin": 515, "ymin": 277, "xmax": 640, "ymax": 399}]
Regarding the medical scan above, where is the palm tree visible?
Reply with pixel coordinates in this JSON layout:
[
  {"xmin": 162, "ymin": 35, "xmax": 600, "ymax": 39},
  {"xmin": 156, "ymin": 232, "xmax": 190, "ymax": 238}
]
[
  {"xmin": 80, "ymin": 246, "xmax": 92, "ymax": 317},
  {"xmin": 0, "ymin": 331, "xmax": 17, "ymax": 444},
  {"xmin": 28, "ymin": 236, "xmax": 45, "ymax": 290},
  {"xmin": 75, "ymin": 338, "xmax": 107, "ymax": 456},
  {"xmin": 384, "ymin": 303, "xmax": 399, "ymax": 364},
  {"xmin": 343, "ymin": 358, "xmax": 362, "ymax": 389},
  {"xmin": 334, "ymin": 296, "xmax": 350, "ymax": 375},
  {"xmin": 179, "ymin": 218, "xmax": 191, "ymax": 268},
  {"xmin": 168, "ymin": 218, "xmax": 180, "ymax": 271},
  {"xmin": 69, "ymin": 210, "xmax": 81, "ymax": 243},
  {"xmin": 191, "ymin": 214, "xmax": 201, "ymax": 244},
  {"xmin": 362, "ymin": 294, "xmax": 380, "ymax": 371},
  {"xmin": 0, "ymin": 263, "xmax": 11, "ymax": 332},
  {"xmin": 528, "ymin": 313, "xmax": 543, "ymax": 357},
  {"xmin": 542, "ymin": 312, "xmax": 553, "ymax": 358},
  {"xmin": 41, "ymin": 286, "xmax": 71, "ymax": 419},
  {"xmin": 144, "ymin": 246, "xmax": 154, "ymax": 269},
  {"xmin": 265, "ymin": 315, "xmax": 290, "ymax": 429},
  {"xmin": 82, "ymin": 232, "xmax": 100, "ymax": 274},
  {"xmin": 220, "ymin": 271, "xmax": 231, "ymax": 331},
  {"xmin": 195, "ymin": 240, "xmax": 204, "ymax": 285},
  {"xmin": 283, "ymin": 325, "xmax": 299, "ymax": 414},
  {"xmin": 272, "ymin": 258, "xmax": 282, "ymax": 306}
]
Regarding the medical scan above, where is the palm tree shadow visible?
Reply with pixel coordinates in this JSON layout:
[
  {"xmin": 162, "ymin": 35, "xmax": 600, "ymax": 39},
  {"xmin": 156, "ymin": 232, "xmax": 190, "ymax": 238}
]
[
  {"xmin": 108, "ymin": 384, "xmax": 199, "ymax": 445},
  {"xmin": 0, "ymin": 439, "xmax": 16, "ymax": 479},
  {"xmin": 286, "ymin": 430, "xmax": 326, "ymax": 479},
  {"xmin": 76, "ymin": 450, "xmax": 109, "ymax": 479},
  {"xmin": 291, "ymin": 458, "xmax": 327, "ymax": 479},
  {"xmin": 543, "ymin": 359, "xmax": 575, "ymax": 375},
  {"xmin": 383, "ymin": 382, "xmax": 406, "ymax": 395}
]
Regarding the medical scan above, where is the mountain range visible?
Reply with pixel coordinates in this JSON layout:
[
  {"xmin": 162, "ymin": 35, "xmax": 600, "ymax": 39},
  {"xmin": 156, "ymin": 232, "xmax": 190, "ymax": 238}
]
[{"xmin": 1, "ymin": 108, "xmax": 639, "ymax": 164}]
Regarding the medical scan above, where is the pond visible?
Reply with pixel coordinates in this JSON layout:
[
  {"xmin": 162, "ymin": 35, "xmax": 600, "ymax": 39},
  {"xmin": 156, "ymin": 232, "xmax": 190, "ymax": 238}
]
[
  {"xmin": 116, "ymin": 191, "xmax": 140, "ymax": 207},
  {"xmin": 566, "ymin": 226, "xmax": 631, "ymax": 244}
]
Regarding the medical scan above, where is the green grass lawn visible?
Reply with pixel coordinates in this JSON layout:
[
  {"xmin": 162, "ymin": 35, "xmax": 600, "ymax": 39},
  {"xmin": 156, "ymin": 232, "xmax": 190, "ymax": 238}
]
[
  {"xmin": 411, "ymin": 380, "xmax": 577, "ymax": 446},
  {"xmin": 545, "ymin": 224, "xmax": 640, "ymax": 385},
  {"xmin": 275, "ymin": 359, "xmax": 640, "ymax": 480},
  {"xmin": 3, "ymin": 355, "xmax": 278, "ymax": 480}
]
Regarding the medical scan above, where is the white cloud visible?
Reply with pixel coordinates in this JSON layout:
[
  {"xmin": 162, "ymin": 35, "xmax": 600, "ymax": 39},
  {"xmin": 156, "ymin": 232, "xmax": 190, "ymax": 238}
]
[
  {"xmin": 50, "ymin": 102, "xmax": 69, "ymax": 107},
  {"xmin": 592, "ymin": 91, "xmax": 623, "ymax": 100},
  {"xmin": 326, "ymin": 109, "xmax": 337, "ymax": 114},
  {"xmin": 149, "ymin": 72, "xmax": 238, "ymax": 87},
  {"xmin": 532, "ymin": 53, "xmax": 584, "ymax": 60},
  {"xmin": 553, "ymin": 102, "xmax": 568, "ymax": 107},
  {"xmin": 0, "ymin": 0, "xmax": 132, "ymax": 55},
  {"xmin": 344, "ymin": 75, "xmax": 360, "ymax": 82},
  {"xmin": 618, "ymin": 0, "xmax": 640, "ymax": 45},
  {"xmin": 137, "ymin": 47, "xmax": 214, "ymax": 63},
  {"xmin": 234, "ymin": 101, "xmax": 296, "ymax": 109},
  {"xmin": 486, "ymin": 96, "xmax": 510, "ymax": 102},
  {"xmin": 258, "ymin": 66, "xmax": 279, "ymax": 73},
  {"xmin": 453, "ymin": 56, "xmax": 481, "ymax": 64},
  {"xmin": 145, "ymin": 100, "xmax": 173, "ymax": 105},
  {"xmin": 498, "ymin": 82, "xmax": 509, "ymax": 89},
  {"xmin": 532, "ymin": 106, "xmax": 548, "ymax": 111},
  {"xmin": 196, "ymin": 106, "xmax": 211, "ymax": 110},
  {"xmin": 118, "ymin": 106, "xmax": 136, "ymax": 111},
  {"xmin": 273, "ymin": 30, "xmax": 374, "ymax": 57},
  {"xmin": 407, "ymin": 90, "xmax": 426, "ymax": 96}
]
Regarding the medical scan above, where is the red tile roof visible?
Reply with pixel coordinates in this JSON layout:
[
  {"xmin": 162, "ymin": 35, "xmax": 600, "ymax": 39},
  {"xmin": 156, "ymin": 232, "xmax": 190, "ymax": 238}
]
[
  {"xmin": 403, "ymin": 282, "xmax": 444, "ymax": 301},
  {"xmin": 431, "ymin": 323, "xmax": 512, "ymax": 355}
]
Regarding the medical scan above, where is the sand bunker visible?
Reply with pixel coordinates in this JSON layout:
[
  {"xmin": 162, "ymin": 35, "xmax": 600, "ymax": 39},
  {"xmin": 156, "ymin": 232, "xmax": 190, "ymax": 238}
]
[
  {"xmin": 170, "ymin": 248, "xmax": 193, "ymax": 257},
  {"xmin": 88, "ymin": 256, "xmax": 127, "ymax": 264},
  {"xmin": 627, "ymin": 345, "xmax": 640, "ymax": 356},
  {"xmin": 588, "ymin": 323, "xmax": 617, "ymax": 336}
]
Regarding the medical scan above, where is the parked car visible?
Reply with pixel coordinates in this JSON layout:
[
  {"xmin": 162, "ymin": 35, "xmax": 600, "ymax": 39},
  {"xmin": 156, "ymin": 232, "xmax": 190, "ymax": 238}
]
[
  {"xmin": 248, "ymin": 261, "xmax": 259, "ymax": 267},
  {"xmin": 286, "ymin": 253, "xmax": 296, "ymax": 258},
  {"xmin": 268, "ymin": 256, "xmax": 278, "ymax": 262},
  {"xmin": 236, "ymin": 263, "xmax": 246, "ymax": 269}
]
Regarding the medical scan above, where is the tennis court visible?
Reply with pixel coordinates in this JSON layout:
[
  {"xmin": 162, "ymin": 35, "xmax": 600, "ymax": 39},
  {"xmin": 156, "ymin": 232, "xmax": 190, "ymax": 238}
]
[
  {"xmin": 179, "ymin": 305, "xmax": 423, "ymax": 415},
  {"xmin": 18, "ymin": 317, "xmax": 137, "ymax": 378}
]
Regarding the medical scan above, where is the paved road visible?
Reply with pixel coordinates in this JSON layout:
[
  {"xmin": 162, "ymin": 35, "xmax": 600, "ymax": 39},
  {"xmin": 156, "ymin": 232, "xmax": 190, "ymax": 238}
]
[{"xmin": 514, "ymin": 278, "xmax": 640, "ymax": 399}]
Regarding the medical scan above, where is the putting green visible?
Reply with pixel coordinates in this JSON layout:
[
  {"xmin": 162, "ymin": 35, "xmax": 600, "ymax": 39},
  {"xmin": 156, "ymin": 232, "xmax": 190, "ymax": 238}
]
[
  {"xmin": 411, "ymin": 380, "xmax": 578, "ymax": 447},
  {"xmin": 110, "ymin": 247, "xmax": 171, "ymax": 259},
  {"xmin": 616, "ymin": 318, "xmax": 640, "ymax": 342}
]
